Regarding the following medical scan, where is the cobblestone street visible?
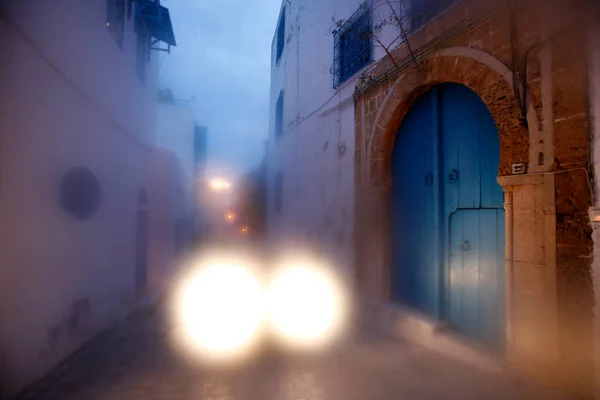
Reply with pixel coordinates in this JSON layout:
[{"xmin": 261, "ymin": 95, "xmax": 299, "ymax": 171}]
[{"xmin": 17, "ymin": 301, "xmax": 566, "ymax": 400}]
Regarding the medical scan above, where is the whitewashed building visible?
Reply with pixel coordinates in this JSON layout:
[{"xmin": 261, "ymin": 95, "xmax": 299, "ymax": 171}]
[
  {"xmin": 267, "ymin": 0, "xmax": 402, "ymax": 277},
  {"xmin": 268, "ymin": 0, "xmax": 600, "ymax": 396},
  {"xmin": 0, "ymin": 0, "xmax": 175, "ymax": 396},
  {"xmin": 155, "ymin": 95, "xmax": 197, "ymax": 248}
]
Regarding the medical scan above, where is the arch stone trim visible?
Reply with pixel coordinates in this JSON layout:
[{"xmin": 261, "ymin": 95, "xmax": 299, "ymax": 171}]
[{"xmin": 365, "ymin": 47, "xmax": 533, "ymax": 187}]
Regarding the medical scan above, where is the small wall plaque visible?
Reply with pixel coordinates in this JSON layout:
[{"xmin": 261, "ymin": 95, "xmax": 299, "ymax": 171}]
[{"xmin": 512, "ymin": 163, "xmax": 526, "ymax": 175}]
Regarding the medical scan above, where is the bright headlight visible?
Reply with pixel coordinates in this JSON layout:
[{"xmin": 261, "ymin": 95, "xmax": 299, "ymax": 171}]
[
  {"xmin": 266, "ymin": 258, "xmax": 348, "ymax": 350},
  {"xmin": 172, "ymin": 255, "xmax": 265, "ymax": 363}
]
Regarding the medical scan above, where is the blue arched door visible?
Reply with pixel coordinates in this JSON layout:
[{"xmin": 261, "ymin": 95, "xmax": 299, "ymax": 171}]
[{"xmin": 391, "ymin": 83, "xmax": 505, "ymax": 347}]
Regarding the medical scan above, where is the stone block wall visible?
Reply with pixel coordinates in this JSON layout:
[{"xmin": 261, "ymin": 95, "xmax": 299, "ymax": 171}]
[{"xmin": 353, "ymin": 0, "xmax": 594, "ymax": 396}]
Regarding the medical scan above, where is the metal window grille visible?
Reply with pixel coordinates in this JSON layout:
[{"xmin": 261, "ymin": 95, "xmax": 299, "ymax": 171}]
[
  {"xmin": 333, "ymin": 2, "xmax": 373, "ymax": 88},
  {"xmin": 275, "ymin": 92, "xmax": 284, "ymax": 139},
  {"xmin": 405, "ymin": 0, "xmax": 458, "ymax": 33},
  {"xmin": 274, "ymin": 172, "xmax": 283, "ymax": 214},
  {"xmin": 276, "ymin": 8, "xmax": 286, "ymax": 65},
  {"xmin": 106, "ymin": 0, "xmax": 126, "ymax": 48}
]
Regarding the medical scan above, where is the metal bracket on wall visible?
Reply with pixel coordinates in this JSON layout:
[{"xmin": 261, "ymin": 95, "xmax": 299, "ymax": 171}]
[{"xmin": 150, "ymin": 38, "xmax": 171, "ymax": 53}]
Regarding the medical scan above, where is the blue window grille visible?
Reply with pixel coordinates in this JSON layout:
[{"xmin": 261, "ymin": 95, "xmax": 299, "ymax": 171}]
[
  {"xmin": 333, "ymin": 2, "xmax": 373, "ymax": 88},
  {"xmin": 276, "ymin": 8, "xmax": 286, "ymax": 65},
  {"xmin": 274, "ymin": 172, "xmax": 283, "ymax": 214},
  {"xmin": 106, "ymin": 0, "xmax": 126, "ymax": 48},
  {"xmin": 275, "ymin": 91, "xmax": 284, "ymax": 139},
  {"xmin": 406, "ymin": 0, "xmax": 458, "ymax": 33}
]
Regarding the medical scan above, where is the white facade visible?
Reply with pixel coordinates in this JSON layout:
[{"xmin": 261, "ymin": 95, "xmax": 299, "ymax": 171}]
[
  {"xmin": 0, "ymin": 0, "xmax": 162, "ymax": 395},
  {"xmin": 155, "ymin": 103, "xmax": 197, "ymax": 216},
  {"xmin": 267, "ymin": 0, "xmax": 401, "ymax": 277}
]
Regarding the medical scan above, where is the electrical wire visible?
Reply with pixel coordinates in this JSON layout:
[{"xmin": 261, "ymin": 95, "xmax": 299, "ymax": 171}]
[
  {"xmin": 290, "ymin": 2, "xmax": 496, "ymax": 130},
  {"xmin": 524, "ymin": 167, "xmax": 595, "ymax": 208},
  {"xmin": 318, "ymin": 8, "xmax": 499, "ymax": 118}
]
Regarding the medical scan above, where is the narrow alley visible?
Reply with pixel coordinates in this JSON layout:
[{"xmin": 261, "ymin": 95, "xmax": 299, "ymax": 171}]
[
  {"xmin": 2, "ymin": 0, "xmax": 600, "ymax": 398},
  {"xmin": 17, "ymin": 300, "xmax": 564, "ymax": 400}
]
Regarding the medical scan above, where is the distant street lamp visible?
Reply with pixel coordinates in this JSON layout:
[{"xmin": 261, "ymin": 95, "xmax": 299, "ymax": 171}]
[
  {"xmin": 224, "ymin": 211, "xmax": 235, "ymax": 223},
  {"xmin": 209, "ymin": 178, "xmax": 232, "ymax": 191}
]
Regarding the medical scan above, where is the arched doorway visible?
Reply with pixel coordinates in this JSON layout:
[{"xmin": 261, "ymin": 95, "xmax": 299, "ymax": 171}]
[{"xmin": 391, "ymin": 82, "xmax": 505, "ymax": 347}]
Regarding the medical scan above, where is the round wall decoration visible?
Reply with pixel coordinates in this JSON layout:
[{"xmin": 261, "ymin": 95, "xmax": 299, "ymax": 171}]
[{"xmin": 59, "ymin": 167, "xmax": 101, "ymax": 220}]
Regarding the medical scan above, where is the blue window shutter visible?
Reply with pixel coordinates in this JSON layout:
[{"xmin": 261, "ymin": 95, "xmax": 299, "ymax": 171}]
[
  {"xmin": 276, "ymin": 8, "xmax": 286, "ymax": 65},
  {"xmin": 275, "ymin": 92, "xmax": 284, "ymax": 139}
]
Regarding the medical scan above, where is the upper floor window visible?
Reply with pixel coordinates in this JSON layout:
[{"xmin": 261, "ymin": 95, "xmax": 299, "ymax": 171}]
[
  {"xmin": 406, "ymin": 0, "xmax": 457, "ymax": 33},
  {"xmin": 275, "ymin": 91, "xmax": 284, "ymax": 139},
  {"xmin": 106, "ymin": 0, "xmax": 126, "ymax": 48},
  {"xmin": 274, "ymin": 172, "xmax": 283, "ymax": 214},
  {"xmin": 333, "ymin": 2, "xmax": 373, "ymax": 88},
  {"xmin": 276, "ymin": 7, "xmax": 286, "ymax": 65}
]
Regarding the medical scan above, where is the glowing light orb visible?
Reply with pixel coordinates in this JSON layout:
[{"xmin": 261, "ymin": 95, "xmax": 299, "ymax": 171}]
[
  {"xmin": 209, "ymin": 178, "xmax": 231, "ymax": 191},
  {"xmin": 266, "ymin": 259, "xmax": 348, "ymax": 350},
  {"xmin": 174, "ymin": 260, "xmax": 265, "ymax": 363}
]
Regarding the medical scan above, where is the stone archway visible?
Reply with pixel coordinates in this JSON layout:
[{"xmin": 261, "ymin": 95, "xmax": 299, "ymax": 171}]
[
  {"xmin": 356, "ymin": 43, "xmax": 595, "ymax": 396},
  {"xmin": 354, "ymin": 46, "xmax": 569, "ymax": 382},
  {"xmin": 355, "ymin": 48, "xmax": 532, "ymax": 303},
  {"xmin": 365, "ymin": 47, "xmax": 533, "ymax": 188}
]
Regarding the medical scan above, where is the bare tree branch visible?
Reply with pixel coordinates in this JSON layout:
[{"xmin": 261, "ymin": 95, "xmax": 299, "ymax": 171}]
[
  {"xmin": 371, "ymin": 19, "xmax": 400, "ymax": 68},
  {"xmin": 384, "ymin": 0, "xmax": 422, "ymax": 72}
]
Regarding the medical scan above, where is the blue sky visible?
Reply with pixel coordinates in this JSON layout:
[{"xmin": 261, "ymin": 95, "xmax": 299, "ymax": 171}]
[{"xmin": 158, "ymin": 0, "xmax": 281, "ymax": 179}]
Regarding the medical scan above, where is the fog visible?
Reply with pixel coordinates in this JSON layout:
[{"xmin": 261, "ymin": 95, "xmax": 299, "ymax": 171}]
[{"xmin": 158, "ymin": 0, "xmax": 281, "ymax": 179}]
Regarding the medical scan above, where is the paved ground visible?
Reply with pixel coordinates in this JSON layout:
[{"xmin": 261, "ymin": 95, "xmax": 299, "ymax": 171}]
[{"xmin": 17, "ymin": 301, "xmax": 566, "ymax": 400}]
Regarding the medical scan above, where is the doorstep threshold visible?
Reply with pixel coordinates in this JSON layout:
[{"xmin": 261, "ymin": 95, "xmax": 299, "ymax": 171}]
[{"xmin": 359, "ymin": 298, "xmax": 506, "ymax": 374}]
